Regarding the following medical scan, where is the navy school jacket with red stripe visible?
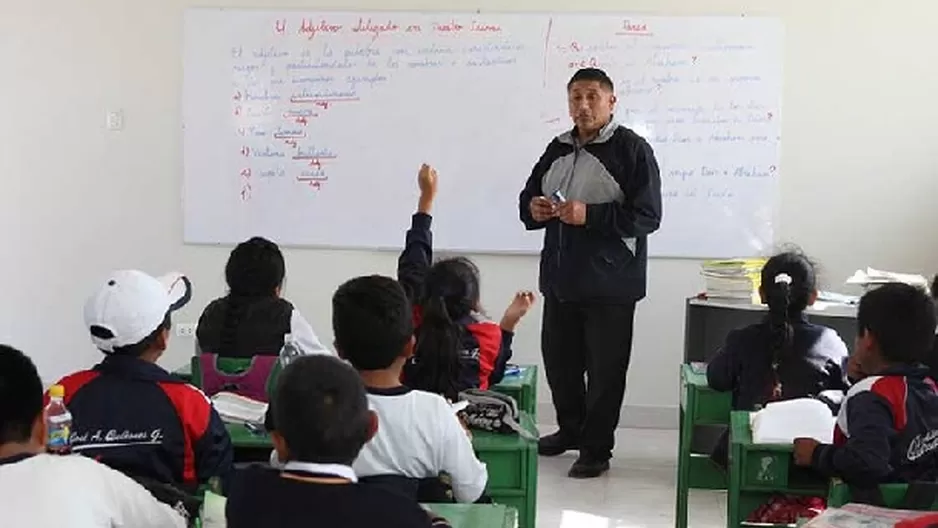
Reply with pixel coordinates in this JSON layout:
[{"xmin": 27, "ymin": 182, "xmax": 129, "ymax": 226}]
[
  {"xmin": 49, "ymin": 355, "xmax": 233, "ymax": 491},
  {"xmin": 811, "ymin": 365, "xmax": 938, "ymax": 487},
  {"xmin": 398, "ymin": 213, "xmax": 513, "ymax": 398}
]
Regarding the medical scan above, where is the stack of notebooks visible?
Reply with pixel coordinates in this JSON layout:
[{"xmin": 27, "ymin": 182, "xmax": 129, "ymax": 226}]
[{"xmin": 700, "ymin": 258, "xmax": 768, "ymax": 303}]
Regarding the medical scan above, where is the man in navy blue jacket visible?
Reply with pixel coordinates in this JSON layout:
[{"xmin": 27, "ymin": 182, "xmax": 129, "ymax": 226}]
[
  {"xmin": 50, "ymin": 270, "xmax": 233, "ymax": 494},
  {"xmin": 794, "ymin": 283, "xmax": 938, "ymax": 489},
  {"xmin": 519, "ymin": 68, "xmax": 662, "ymax": 478}
]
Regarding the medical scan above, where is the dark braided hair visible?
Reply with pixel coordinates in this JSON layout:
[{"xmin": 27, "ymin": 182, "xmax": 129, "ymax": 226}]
[
  {"xmin": 220, "ymin": 237, "xmax": 285, "ymax": 355},
  {"xmin": 761, "ymin": 250, "xmax": 816, "ymax": 399},
  {"xmin": 410, "ymin": 257, "xmax": 480, "ymax": 401}
]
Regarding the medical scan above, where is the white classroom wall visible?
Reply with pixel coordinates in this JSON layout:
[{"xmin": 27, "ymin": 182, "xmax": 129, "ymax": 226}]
[{"xmin": 2, "ymin": 0, "xmax": 937, "ymax": 428}]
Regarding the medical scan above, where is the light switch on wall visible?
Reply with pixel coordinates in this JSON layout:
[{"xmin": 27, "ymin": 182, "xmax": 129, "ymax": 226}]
[{"xmin": 106, "ymin": 110, "xmax": 124, "ymax": 131}]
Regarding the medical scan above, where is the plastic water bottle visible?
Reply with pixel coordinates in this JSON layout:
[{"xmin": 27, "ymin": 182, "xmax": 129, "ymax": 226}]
[
  {"xmin": 279, "ymin": 333, "xmax": 301, "ymax": 367},
  {"xmin": 45, "ymin": 385, "xmax": 73, "ymax": 454}
]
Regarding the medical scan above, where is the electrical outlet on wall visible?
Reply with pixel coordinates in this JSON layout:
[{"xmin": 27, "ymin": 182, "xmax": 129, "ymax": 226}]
[{"xmin": 175, "ymin": 323, "xmax": 196, "ymax": 338}]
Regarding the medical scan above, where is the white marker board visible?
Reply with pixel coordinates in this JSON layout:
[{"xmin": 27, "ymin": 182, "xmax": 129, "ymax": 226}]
[{"xmin": 183, "ymin": 9, "xmax": 782, "ymax": 257}]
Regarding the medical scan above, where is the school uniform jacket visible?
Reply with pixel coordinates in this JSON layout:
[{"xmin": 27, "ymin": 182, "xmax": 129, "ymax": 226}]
[
  {"xmin": 811, "ymin": 365, "xmax": 938, "ymax": 487},
  {"xmin": 49, "ymin": 355, "xmax": 233, "ymax": 491},
  {"xmin": 197, "ymin": 296, "xmax": 329, "ymax": 359},
  {"xmin": 519, "ymin": 121, "xmax": 662, "ymax": 303},
  {"xmin": 397, "ymin": 213, "xmax": 513, "ymax": 396},
  {"xmin": 707, "ymin": 315, "xmax": 851, "ymax": 412}
]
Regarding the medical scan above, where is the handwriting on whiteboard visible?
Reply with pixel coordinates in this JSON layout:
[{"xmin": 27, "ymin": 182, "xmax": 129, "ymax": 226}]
[{"xmin": 223, "ymin": 12, "xmax": 777, "ymax": 214}]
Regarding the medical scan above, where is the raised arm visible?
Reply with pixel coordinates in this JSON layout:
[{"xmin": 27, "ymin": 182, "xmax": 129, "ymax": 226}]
[
  {"xmin": 397, "ymin": 164, "xmax": 437, "ymax": 304},
  {"xmin": 584, "ymin": 137, "xmax": 662, "ymax": 238}
]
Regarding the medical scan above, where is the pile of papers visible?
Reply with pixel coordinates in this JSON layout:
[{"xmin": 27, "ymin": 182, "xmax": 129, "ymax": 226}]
[
  {"xmin": 211, "ymin": 392, "xmax": 268, "ymax": 425},
  {"xmin": 750, "ymin": 398, "xmax": 836, "ymax": 445},
  {"xmin": 846, "ymin": 268, "xmax": 929, "ymax": 290},
  {"xmin": 804, "ymin": 502, "xmax": 930, "ymax": 527},
  {"xmin": 700, "ymin": 258, "xmax": 767, "ymax": 302}
]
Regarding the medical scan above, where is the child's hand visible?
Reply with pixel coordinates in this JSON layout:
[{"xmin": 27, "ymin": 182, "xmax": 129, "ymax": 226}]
[
  {"xmin": 500, "ymin": 291, "xmax": 536, "ymax": 331},
  {"xmin": 417, "ymin": 163, "xmax": 438, "ymax": 213},
  {"xmin": 792, "ymin": 437, "xmax": 819, "ymax": 467}
]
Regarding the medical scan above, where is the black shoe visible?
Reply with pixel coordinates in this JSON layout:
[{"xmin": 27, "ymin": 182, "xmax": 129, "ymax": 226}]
[
  {"xmin": 567, "ymin": 455, "xmax": 610, "ymax": 479},
  {"xmin": 538, "ymin": 432, "xmax": 578, "ymax": 457}
]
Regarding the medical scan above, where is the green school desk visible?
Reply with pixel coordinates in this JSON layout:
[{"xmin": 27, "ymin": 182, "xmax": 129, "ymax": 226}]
[
  {"xmin": 197, "ymin": 501, "xmax": 517, "ymax": 528},
  {"xmin": 493, "ymin": 365, "xmax": 538, "ymax": 417},
  {"xmin": 675, "ymin": 363, "xmax": 731, "ymax": 528},
  {"xmin": 175, "ymin": 362, "xmax": 538, "ymax": 417},
  {"xmin": 425, "ymin": 503, "xmax": 518, "ymax": 528},
  {"xmin": 225, "ymin": 413, "xmax": 538, "ymax": 528},
  {"xmin": 727, "ymin": 411, "xmax": 828, "ymax": 528}
]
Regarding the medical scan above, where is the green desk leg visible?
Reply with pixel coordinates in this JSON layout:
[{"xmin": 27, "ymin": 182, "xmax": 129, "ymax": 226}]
[
  {"xmin": 675, "ymin": 366, "xmax": 695, "ymax": 528},
  {"xmin": 727, "ymin": 431, "xmax": 742, "ymax": 528}
]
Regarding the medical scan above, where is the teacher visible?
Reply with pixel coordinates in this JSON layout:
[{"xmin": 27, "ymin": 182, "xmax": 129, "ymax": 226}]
[{"xmin": 519, "ymin": 68, "xmax": 663, "ymax": 479}]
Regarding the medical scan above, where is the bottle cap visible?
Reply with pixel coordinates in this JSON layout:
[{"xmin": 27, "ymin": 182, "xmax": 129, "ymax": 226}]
[{"xmin": 49, "ymin": 385, "xmax": 65, "ymax": 399}]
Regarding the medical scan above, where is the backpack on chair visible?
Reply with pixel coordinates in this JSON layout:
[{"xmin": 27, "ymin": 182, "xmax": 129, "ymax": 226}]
[
  {"xmin": 193, "ymin": 354, "xmax": 279, "ymax": 402},
  {"xmin": 457, "ymin": 389, "xmax": 536, "ymax": 440}
]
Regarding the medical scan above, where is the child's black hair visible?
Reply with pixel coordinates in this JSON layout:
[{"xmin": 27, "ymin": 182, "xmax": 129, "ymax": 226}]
[
  {"xmin": 760, "ymin": 251, "xmax": 817, "ymax": 371},
  {"xmin": 858, "ymin": 283, "xmax": 937, "ymax": 365},
  {"xmin": 568, "ymin": 68, "xmax": 614, "ymax": 91},
  {"xmin": 93, "ymin": 313, "xmax": 172, "ymax": 357},
  {"xmin": 271, "ymin": 355, "xmax": 370, "ymax": 465},
  {"xmin": 221, "ymin": 237, "xmax": 286, "ymax": 354},
  {"xmin": 0, "ymin": 345, "xmax": 43, "ymax": 444},
  {"xmin": 332, "ymin": 275, "xmax": 414, "ymax": 371},
  {"xmin": 412, "ymin": 257, "xmax": 480, "ymax": 400},
  {"xmin": 931, "ymin": 274, "xmax": 938, "ymax": 300}
]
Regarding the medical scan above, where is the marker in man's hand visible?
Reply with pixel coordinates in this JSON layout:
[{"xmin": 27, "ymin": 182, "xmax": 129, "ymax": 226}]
[{"xmin": 551, "ymin": 190, "xmax": 566, "ymax": 203}]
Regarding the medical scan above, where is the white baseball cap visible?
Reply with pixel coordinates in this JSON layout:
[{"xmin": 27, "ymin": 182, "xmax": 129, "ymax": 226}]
[{"xmin": 84, "ymin": 270, "xmax": 193, "ymax": 353}]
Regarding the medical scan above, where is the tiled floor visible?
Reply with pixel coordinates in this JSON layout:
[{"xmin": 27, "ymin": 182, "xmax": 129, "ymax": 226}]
[{"xmin": 537, "ymin": 428, "xmax": 727, "ymax": 528}]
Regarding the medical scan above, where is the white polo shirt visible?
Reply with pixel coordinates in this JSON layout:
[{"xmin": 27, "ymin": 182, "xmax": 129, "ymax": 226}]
[
  {"xmin": 0, "ymin": 452, "xmax": 186, "ymax": 528},
  {"xmin": 353, "ymin": 386, "xmax": 488, "ymax": 503}
]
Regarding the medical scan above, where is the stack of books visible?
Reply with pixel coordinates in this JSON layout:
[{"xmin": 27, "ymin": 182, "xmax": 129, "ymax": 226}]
[{"xmin": 700, "ymin": 258, "xmax": 767, "ymax": 303}]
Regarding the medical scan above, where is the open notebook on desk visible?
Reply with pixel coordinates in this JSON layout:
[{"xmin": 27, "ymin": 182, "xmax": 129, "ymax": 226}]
[{"xmin": 211, "ymin": 392, "xmax": 267, "ymax": 425}]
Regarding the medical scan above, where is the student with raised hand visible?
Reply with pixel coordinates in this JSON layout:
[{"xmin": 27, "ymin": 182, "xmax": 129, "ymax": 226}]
[
  {"xmin": 398, "ymin": 164, "xmax": 536, "ymax": 401},
  {"xmin": 196, "ymin": 236, "xmax": 331, "ymax": 362},
  {"xmin": 0, "ymin": 345, "xmax": 186, "ymax": 528},
  {"xmin": 227, "ymin": 355, "xmax": 440, "ymax": 528},
  {"xmin": 707, "ymin": 251, "xmax": 850, "ymax": 465},
  {"xmin": 51, "ymin": 271, "xmax": 233, "ymax": 496},
  {"xmin": 330, "ymin": 275, "xmax": 488, "ymax": 503},
  {"xmin": 794, "ymin": 283, "xmax": 938, "ymax": 489}
]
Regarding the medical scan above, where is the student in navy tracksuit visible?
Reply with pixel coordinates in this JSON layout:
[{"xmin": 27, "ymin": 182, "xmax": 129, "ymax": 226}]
[
  {"xmin": 51, "ymin": 270, "xmax": 233, "ymax": 496},
  {"xmin": 707, "ymin": 251, "xmax": 850, "ymax": 465},
  {"xmin": 794, "ymin": 283, "xmax": 938, "ymax": 490},
  {"xmin": 398, "ymin": 164, "xmax": 536, "ymax": 402},
  {"xmin": 926, "ymin": 274, "xmax": 938, "ymax": 381}
]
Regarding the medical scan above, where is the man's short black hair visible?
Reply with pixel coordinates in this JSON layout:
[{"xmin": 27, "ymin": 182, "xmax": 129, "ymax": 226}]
[
  {"xmin": 0, "ymin": 345, "xmax": 43, "ymax": 445},
  {"xmin": 568, "ymin": 68, "xmax": 614, "ymax": 91},
  {"xmin": 272, "ymin": 355, "xmax": 371, "ymax": 465},
  {"xmin": 858, "ymin": 283, "xmax": 937, "ymax": 365},
  {"xmin": 332, "ymin": 275, "xmax": 414, "ymax": 371}
]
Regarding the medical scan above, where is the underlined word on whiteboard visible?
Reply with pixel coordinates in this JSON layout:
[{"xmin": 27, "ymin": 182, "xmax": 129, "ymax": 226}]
[{"xmin": 183, "ymin": 9, "xmax": 782, "ymax": 257}]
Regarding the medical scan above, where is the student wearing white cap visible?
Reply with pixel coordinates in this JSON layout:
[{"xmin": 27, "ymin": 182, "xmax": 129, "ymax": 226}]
[{"xmin": 47, "ymin": 270, "xmax": 233, "ymax": 503}]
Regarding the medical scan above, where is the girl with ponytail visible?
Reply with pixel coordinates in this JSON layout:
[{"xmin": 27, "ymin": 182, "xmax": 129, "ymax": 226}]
[
  {"xmin": 196, "ymin": 237, "xmax": 330, "ymax": 361},
  {"xmin": 398, "ymin": 164, "xmax": 536, "ymax": 401},
  {"xmin": 706, "ymin": 250, "xmax": 850, "ymax": 466}
]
